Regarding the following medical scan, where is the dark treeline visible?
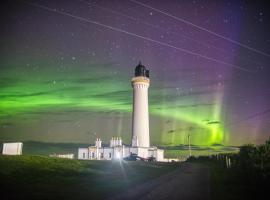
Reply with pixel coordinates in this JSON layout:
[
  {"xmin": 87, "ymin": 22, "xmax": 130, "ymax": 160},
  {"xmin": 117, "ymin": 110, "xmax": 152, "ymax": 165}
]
[
  {"xmin": 187, "ymin": 139, "xmax": 270, "ymax": 200},
  {"xmin": 233, "ymin": 139, "xmax": 270, "ymax": 180}
]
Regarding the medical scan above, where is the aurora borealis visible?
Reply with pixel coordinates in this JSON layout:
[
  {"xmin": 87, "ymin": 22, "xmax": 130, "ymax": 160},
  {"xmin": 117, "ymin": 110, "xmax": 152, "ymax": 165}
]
[{"xmin": 1, "ymin": 0, "xmax": 270, "ymax": 146}]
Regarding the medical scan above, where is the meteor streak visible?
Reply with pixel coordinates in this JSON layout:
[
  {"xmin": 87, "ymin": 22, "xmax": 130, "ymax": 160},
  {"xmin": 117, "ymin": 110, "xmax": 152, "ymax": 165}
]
[
  {"xmin": 81, "ymin": 0, "xmax": 262, "ymax": 66},
  {"xmin": 225, "ymin": 108, "xmax": 270, "ymax": 127},
  {"xmin": 129, "ymin": 0, "xmax": 270, "ymax": 58},
  {"xmin": 22, "ymin": 1, "xmax": 254, "ymax": 72}
]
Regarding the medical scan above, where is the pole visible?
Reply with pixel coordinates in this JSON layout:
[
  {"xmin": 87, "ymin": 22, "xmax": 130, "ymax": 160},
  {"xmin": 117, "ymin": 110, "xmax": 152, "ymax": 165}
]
[
  {"xmin": 188, "ymin": 134, "xmax": 191, "ymax": 157},
  {"xmin": 188, "ymin": 127, "xmax": 192, "ymax": 157}
]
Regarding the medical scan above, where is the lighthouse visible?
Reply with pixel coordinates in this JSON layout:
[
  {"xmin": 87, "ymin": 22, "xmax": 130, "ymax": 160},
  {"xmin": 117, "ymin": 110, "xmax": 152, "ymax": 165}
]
[
  {"xmin": 78, "ymin": 63, "xmax": 168, "ymax": 162},
  {"xmin": 131, "ymin": 62, "xmax": 150, "ymax": 147}
]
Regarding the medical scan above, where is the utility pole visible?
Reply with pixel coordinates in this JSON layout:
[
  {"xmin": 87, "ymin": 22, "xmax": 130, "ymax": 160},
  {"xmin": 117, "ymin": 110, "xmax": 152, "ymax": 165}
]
[{"xmin": 188, "ymin": 127, "xmax": 192, "ymax": 157}]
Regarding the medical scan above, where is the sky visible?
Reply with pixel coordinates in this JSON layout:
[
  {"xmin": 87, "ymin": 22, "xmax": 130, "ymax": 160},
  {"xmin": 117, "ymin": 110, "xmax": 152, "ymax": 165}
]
[{"xmin": 0, "ymin": 0, "xmax": 270, "ymax": 146}]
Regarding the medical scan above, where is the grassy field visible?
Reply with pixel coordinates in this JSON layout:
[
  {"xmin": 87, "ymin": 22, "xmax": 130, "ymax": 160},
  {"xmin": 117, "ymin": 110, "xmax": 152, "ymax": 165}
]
[
  {"xmin": 19, "ymin": 141, "xmax": 86, "ymax": 157},
  {"xmin": 0, "ymin": 155, "xmax": 178, "ymax": 200},
  {"xmin": 164, "ymin": 144, "xmax": 239, "ymax": 159}
]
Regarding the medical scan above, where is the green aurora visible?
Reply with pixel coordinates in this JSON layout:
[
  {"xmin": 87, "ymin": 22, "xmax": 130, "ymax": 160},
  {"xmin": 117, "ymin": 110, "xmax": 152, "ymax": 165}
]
[
  {"xmin": 1, "ymin": 0, "xmax": 269, "ymax": 147},
  {"xmin": 0, "ymin": 62, "xmax": 224, "ymax": 145}
]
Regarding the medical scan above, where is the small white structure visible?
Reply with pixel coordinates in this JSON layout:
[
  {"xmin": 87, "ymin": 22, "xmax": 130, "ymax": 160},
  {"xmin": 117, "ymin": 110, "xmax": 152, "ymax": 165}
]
[
  {"xmin": 162, "ymin": 158, "xmax": 180, "ymax": 162},
  {"xmin": 50, "ymin": 154, "xmax": 74, "ymax": 159},
  {"xmin": 2, "ymin": 142, "xmax": 23, "ymax": 155}
]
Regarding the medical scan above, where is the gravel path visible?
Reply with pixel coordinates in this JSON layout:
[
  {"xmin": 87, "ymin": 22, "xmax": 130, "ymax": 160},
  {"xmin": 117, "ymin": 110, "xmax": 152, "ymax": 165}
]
[{"xmin": 108, "ymin": 162, "xmax": 211, "ymax": 200}]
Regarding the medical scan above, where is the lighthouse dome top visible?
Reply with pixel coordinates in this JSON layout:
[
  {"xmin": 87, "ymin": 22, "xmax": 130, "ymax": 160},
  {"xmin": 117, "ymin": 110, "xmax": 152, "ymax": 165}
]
[{"xmin": 135, "ymin": 62, "xmax": 149, "ymax": 78}]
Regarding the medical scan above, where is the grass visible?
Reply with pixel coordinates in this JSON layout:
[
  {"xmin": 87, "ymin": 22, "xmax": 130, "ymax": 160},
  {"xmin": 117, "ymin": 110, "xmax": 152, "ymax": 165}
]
[
  {"xmin": 20, "ymin": 141, "xmax": 86, "ymax": 156},
  {"xmin": 164, "ymin": 148, "xmax": 239, "ymax": 159},
  {"xmin": 0, "ymin": 155, "xmax": 178, "ymax": 200}
]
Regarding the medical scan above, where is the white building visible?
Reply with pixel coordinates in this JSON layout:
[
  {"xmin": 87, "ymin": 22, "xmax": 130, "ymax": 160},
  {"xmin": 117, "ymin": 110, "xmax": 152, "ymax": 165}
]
[
  {"xmin": 78, "ymin": 138, "xmax": 164, "ymax": 161},
  {"xmin": 2, "ymin": 142, "xmax": 23, "ymax": 155},
  {"xmin": 50, "ymin": 154, "xmax": 74, "ymax": 159},
  {"xmin": 78, "ymin": 63, "xmax": 165, "ymax": 162}
]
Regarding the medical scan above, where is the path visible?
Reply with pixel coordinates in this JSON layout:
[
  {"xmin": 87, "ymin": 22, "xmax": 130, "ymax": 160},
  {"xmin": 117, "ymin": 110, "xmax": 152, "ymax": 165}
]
[{"xmin": 108, "ymin": 162, "xmax": 211, "ymax": 200}]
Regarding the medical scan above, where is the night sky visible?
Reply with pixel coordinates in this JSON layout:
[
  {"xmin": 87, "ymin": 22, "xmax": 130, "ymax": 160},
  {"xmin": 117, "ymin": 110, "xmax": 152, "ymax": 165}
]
[{"xmin": 1, "ymin": 0, "xmax": 270, "ymax": 146}]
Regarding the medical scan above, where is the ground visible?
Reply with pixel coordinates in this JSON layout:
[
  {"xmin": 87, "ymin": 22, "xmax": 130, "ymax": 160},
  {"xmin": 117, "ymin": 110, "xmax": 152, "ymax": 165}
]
[
  {"xmin": 0, "ymin": 155, "xmax": 179, "ymax": 200},
  {"xmin": 1, "ymin": 144, "xmax": 268, "ymax": 199},
  {"xmin": 0, "ymin": 155, "xmax": 211, "ymax": 200},
  {"xmin": 109, "ymin": 162, "xmax": 210, "ymax": 200}
]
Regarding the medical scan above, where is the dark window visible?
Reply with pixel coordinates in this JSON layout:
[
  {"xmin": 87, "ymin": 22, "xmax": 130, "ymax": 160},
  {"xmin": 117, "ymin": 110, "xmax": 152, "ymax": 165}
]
[
  {"xmin": 92, "ymin": 152, "xmax": 95, "ymax": 158},
  {"xmin": 109, "ymin": 153, "xmax": 112, "ymax": 158},
  {"xmin": 146, "ymin": 70, "xmax": 149, "ymax": 77},
  {"xmin": 83, "ymin": 153, "xmax": 85, "ymax": 158},
  {"xmin": 101, "ymin": 153, "xmax": 104, "ymax": 158}
]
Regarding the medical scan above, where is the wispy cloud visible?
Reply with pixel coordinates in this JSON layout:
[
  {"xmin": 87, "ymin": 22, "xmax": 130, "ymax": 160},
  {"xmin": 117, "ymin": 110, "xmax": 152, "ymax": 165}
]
[{"xmin": 206, "ymin": 121, "xmax": 220, "ymax": 125}]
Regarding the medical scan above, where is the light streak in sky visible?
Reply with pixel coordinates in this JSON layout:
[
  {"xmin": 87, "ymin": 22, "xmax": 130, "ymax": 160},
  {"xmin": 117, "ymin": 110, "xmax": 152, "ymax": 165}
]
[
  {"xmin": 225, "ymin": 108, "xmax": 270, "ymax": 127},
  {"xmin": 129, "ymin": 0, "xmax": 270, "ymax": 58},
  {"xmin": 22, "ymin": 1, "xmax": 255, "ymax": 72},
  {"xmin": 81, "ymin": 0, "xmax": 263, "ymax": 66}
]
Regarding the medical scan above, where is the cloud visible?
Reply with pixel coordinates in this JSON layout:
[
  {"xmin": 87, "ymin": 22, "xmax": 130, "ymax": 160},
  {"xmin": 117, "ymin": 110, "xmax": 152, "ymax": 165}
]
[
  {"xmin": 153, "ymin": 102, "xmax": 215, "ymax": 110},
  {"xmin": 176, "ymin": 103, "xmax": 215, "ymax": 109},
  {"xmin": 0, "ymin": 91, "xmax": 52, "ymax": 98},
  {"xmin": 206, "ymin": 121, "xmax": 220, "ymax": 125},
  {"xmin": 167, "ymin": 130, "xmax": 175, "ymax": 133},
  {"xmin": 91, "ymin": 90, "xmax": 131, "ymax": 98},
  {"xmin": 202, "ymin": 119, "xmax": 210, "ymax": 122},
  {"xmin": 0, "ymin": 122, "xmax": 15, "ymax": 127},
  {"xmin": 0, "ymin": 86, "xmax": 83, "ymax": 99},
  {"xmin": 0, "ymin": 77, "xmax": 26, "ymax": 88},
  {"xmin": 150, "ymin": 89, "xmax": 218, "ymax": 103},
  {"xmin": 71, "ymin": 76, "xmax": 111, "ymax": 84}
]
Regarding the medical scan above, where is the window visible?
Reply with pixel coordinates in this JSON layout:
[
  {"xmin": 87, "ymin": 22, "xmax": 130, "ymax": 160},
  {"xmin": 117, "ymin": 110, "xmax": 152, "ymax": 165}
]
[
  {"xmin": 83, "ymin": 153, "xmax": 85, "ymax": 159},
  {"xmin": 101, "ymin": 153, "xmax": 104, "ymax": 158},
  {"xmin": 92, "ymin": 152, "xmax": 95, "ymax": 158},
  {"xmin": 109, "ymin": 152, "xmax": 112, "ymax": 158}
]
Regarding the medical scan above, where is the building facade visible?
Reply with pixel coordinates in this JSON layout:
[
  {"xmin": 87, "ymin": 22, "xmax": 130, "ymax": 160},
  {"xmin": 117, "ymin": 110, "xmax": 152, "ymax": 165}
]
[{"xmin": 78, "ymin": 138, "xmax": 164, "ymax": 161}]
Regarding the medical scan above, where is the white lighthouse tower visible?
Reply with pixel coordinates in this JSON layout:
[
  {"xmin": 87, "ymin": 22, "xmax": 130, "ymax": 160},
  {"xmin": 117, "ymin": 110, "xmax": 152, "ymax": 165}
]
[
  {"xmin": 78, "ymin": 62, "xmax": 169, "ymax": 162},
  {"xmin": 131, "ymin": 62, "xmax": 150, "ymax": 147}
]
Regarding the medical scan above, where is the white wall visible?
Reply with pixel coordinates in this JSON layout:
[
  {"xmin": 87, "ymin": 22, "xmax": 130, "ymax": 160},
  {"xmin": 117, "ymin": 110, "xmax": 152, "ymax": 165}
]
[
  {"xmin": 103, "ymin": 148, "xmax": 113, "ymax": 160},
  {"xmin": 78, "ymin": 146, "xmax": 165, "ymax": 161},
  {"xmin": 137, "ymin": 147, "xmax": 149, "ymax": 158},
  {"xmin": 50, "ymin": 154, "xmax": 74, "ymax": 159},
  {"xmin": 2, "ymin": 142, "xmax": 23, "ymax": 155},
  {"xmin": 78, "ymin": 148, "xmax": 89, "ymax": 160},
  {"xmin": 156, "ymin": 149, "xmax": 164, "ymax": 162},
  {"xmin": 128, "ymin": 147, "xmax": 138, "ymax": 156}
]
